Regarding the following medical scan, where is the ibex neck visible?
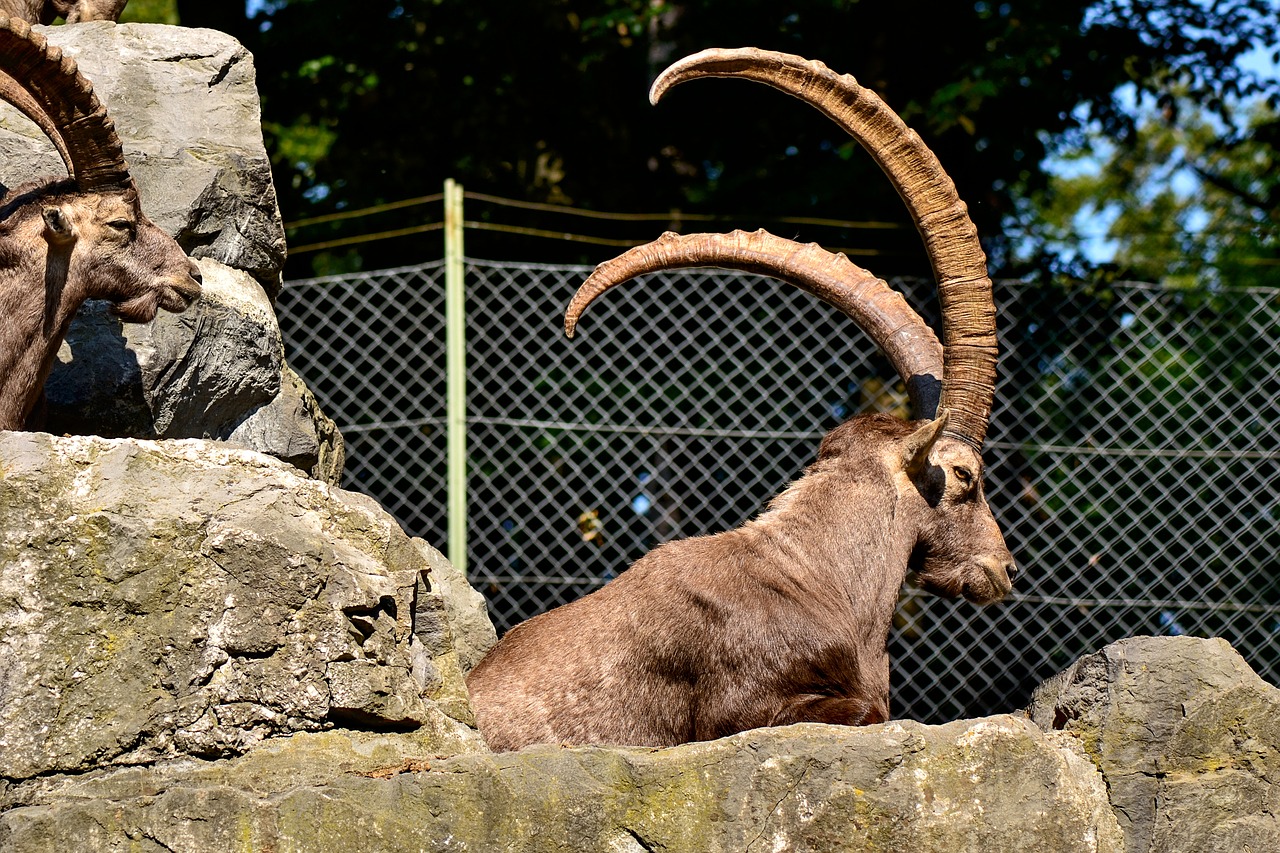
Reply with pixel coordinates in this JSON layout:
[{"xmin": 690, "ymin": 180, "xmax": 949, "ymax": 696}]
[
  {"xmin": 750, "ymin": 466, "xmax": 916, "ymax": 631},
  {"xmin": 0, "ymin": 254, "xmax": 78, "ymax": 430}
]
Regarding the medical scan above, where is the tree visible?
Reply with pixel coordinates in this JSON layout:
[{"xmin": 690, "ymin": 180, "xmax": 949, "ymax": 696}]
[
  {"xmin": 119, "ymin": 0, "xmax": 177, "ymax": 24},
  {"xmin": 1021, "ymin": 99, "xmax": 1279, "ymax": 288}
]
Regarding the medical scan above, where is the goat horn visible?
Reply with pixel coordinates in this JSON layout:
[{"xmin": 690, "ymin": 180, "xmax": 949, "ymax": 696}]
[
  {"xmin": 566, "ymin": 229, "xmax": 944, "ymax": 420},
  {"xmin": 0, "ymin": 16, "xmax": 131, "ymax": 190},
  {"xmin": 0, "ymin": 71, "xmax": 74, "ymax": 176},
  {"xmin": 651, "ymin": 48, "xmax": 996, "ymax": 450}
]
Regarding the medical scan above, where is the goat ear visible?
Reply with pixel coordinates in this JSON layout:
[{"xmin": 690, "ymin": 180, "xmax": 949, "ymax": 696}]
[
  {"xmin": 42, "ymin": 207, "xmax": 74, "ymax": 246},
  {"xmin": 897, "ymin": 410, "xmax": 949, "ymax": 474}
]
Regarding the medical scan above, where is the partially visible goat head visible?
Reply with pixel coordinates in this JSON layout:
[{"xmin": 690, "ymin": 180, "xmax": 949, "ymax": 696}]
[
  {"xmin": 0, "ymin": 1, "xmax": 128, "ymax": 25},
  {"xmin": 878, "ymin": 416, "xmax": 1015, "ymax": 603},
  {"xmin": 24, "ymin": 181, "xmax": 201, "ymax": 321},
  {"xmin": 468, "ymin": 48, "xmax": 1017, "ymax": 752},
  {"xmin": 0, "ymin": 15, "xmax": 200, "ymax": 431}
]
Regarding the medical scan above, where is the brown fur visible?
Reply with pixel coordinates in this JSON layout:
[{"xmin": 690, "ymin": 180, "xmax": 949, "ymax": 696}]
[
  {"xmin": 0, "ymin": 178, "xmax": 201, "ymax": 430},
  {"xmin": 466, "ymin": 412, "xmax": 1016, "ymax": 751},
  {"xmin": 0, "ymin": 0, "xmax": 128, "ymax": 24}
]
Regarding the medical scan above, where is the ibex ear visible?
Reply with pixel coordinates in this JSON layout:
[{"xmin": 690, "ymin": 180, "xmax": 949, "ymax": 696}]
[
  {"xmin": 897, "ymin": 410, "xmax": 949, "ymax": 475},
  {"xmin": 42, "ymin": 207, "xmax": 74, "ymax": 246}
]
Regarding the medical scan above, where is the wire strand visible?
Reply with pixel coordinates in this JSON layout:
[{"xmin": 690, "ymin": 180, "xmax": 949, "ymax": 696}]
[
  {"xmin": 289, "ymin": 221, "xmax": 445, "ymax": 254},
  {"xmin": 285, "ymin": 193, "xmax": 445, "ymax": 229}
]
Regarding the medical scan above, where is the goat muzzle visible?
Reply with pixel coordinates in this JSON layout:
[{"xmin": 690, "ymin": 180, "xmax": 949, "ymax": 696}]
[
  {"xmin": 971, "ymin": 554, "xmax": 1016, "ymax": 603},
  {"xmin": 165, "ymin": 273, "xmax": 203, "ymax": 311}
]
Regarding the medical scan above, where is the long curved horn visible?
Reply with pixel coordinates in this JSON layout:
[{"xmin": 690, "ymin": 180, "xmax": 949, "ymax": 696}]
[
  {"xmin": 566, "ymin": 229, "xmax": 944, "ymax": 419},
  {"xmin": 0, "ymin": 70, "xmax": 74, "ymax": 175},
  {"xmin": 0, "ymin": 16, "xmax": 131, "ymax": 189},
  {"xmin": 651, "ymin": 48, "xmax": 996, "ymax": 450}
]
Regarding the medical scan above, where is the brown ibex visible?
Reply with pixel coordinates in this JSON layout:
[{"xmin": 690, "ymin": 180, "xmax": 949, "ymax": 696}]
[
  {"xmin": 0, "ymin": 16, "xmax": 200, "ymax": 431},
  {"xmin": 0, "ymin": 0, "xmax": 128, "ymax": 24},
  {"xmin": 467, "ymin": 48, "xmax": 1016, "ymax": 752}
]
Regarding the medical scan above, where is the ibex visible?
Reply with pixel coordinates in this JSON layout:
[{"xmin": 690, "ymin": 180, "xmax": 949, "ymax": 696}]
[
  {"xmin": 0, "ymin": 15, "xmax": 200, "ymax": 431},
  {"xmin": 0, "ymin": 0, "xmax": 127, "ymax": 24},
  {"xmin": 466, "ymin": 48, "xmax": 1017, "ymax": 752}
]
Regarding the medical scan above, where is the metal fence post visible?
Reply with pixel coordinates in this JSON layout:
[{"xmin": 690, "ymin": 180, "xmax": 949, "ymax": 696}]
[{"xmin": 445, "ymin": 178, "xmax": 468, "ymax": 577}]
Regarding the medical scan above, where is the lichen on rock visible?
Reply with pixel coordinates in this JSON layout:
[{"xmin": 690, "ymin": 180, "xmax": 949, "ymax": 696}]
[{"xmin": 1028, "ymin": 635, "xmax": 1280, "ymax": 853}]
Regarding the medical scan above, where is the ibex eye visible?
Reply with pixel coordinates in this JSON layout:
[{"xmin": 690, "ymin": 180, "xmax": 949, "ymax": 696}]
[
  {"xmin": 107, "ymin": 220, "xmax": 133, "ymax": 232},
  {"xmin": 953, "ymin": 467, "xmax": 973, "ymax": 485}
]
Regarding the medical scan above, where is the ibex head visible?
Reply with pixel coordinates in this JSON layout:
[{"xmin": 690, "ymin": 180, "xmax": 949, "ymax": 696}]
[
  {"xmin": 567, "ymin": 47, "xmax": 1016, "ymax": 607},
  {"xmin": 0, "ymin": 16, "xmax": 200, "ymax": 429},
  {"xmin": 884, "ymin": 413, "xmax": 1015, "ymax": 603},
  {"xmin": 30, "ymin": 181, "xmax": 201, "ymax": 321}
]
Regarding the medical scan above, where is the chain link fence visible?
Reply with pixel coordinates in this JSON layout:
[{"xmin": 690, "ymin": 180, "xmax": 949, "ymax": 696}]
[{"xmin": 277, "ymin": 259, "xmax": 1280, "ymax": 722}]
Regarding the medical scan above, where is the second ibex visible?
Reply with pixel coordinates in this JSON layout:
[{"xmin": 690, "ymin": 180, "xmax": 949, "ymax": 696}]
[{"xmin": 467, "ymin": 48, "xmax": 1018, "ymax": 751}]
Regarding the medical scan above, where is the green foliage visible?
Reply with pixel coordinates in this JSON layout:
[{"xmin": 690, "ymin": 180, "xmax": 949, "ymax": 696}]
[
  {"xmin": 1026, "ymin": 100, "xmax": 1279, "ymax": 289},
  {"xmin": 120, "ymin": 0, "xmax": 178, "ymax": 24}
]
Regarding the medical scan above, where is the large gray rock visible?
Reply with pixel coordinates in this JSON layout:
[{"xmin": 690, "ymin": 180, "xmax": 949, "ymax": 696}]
[
  {"xmin": 0, "ymin": 22, "xmax": 286, "ymax": 293},
  {"xmin": 228, "ymin": 363, "xmax": 347, "ymax": 485},
  {"xmin": 1028, "ymin": 635, "xmax": 1280, "ymax": 853},
  {"xmin": 413, "ymin": 538, "xmax": 498, "ymax": 675},
  {"xmin": 0, "ymin": 431, "xmax": 483, "ymax": 785},
  {"xmin": 2, "ymin": 715, "xmax": 1121, "ymax": 852}
]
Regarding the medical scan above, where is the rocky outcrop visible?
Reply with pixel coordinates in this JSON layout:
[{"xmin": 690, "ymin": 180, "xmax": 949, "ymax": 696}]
[
  {"xmin": 1, "ymin": 433, "xmax": 1276, "ymax": 852},
  {"xmin": 3, "ymin": 715, "xmax": 1121, "ymax": 853},
  {"xmin": 43, "ymin": 257, "xmax": 344, "ymax": 484},
  {"xmin": 0, "ymin": 432, "xmax": 489, "ymax": 785},
  {"xmin": 0, "ymin": 23, "xmax": 344, "ymax": 480},
  {"xmin": 1028, "ymin": 635, "xmax": 1280, "ymax": 853}
]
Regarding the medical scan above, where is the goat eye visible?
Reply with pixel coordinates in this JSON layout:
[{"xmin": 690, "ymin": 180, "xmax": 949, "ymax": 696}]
[{"xmin": 107, "ymin": 220, "xmax": 134, "ymax": 233}]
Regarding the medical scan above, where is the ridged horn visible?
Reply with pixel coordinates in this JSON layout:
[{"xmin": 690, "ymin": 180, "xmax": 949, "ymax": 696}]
[
  {"xmin": 566, "ymin": 229, "xmax": 944, "ymax": 419},
  {"xmin": 651, "ymin": 48, "xmax": 996, "ymax": 450},
  {"xmin": 0, "ymin": 16, "xmax": 131, "ymax": 190}
]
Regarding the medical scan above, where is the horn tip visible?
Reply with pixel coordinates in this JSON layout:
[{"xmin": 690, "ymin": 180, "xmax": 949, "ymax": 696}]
[{"xmin": 648, "ymin": 78, "xmax": 667, "ymax": 105}]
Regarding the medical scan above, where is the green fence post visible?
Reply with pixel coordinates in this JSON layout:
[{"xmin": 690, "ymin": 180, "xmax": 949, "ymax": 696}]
[{"xmin": 445, "ymin": 178, "xmax": 468, "ymax": 577}]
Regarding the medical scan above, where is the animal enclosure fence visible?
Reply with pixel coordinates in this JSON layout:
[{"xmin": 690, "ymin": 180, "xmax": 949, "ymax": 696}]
[{"xmin": 277, "ymin": 258, "xmax": 1280, "ymax": 723}]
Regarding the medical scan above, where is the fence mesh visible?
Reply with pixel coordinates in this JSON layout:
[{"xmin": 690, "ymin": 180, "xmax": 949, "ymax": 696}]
[{"xmin": 278, "ymin": 259, "xmax": 1280, "ymax": 722}]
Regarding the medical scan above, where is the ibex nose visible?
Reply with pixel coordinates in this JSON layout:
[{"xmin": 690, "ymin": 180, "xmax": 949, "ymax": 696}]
[{"xmin": 1004, "ymin": 559, "xmax": 1019, "ymax": 582}]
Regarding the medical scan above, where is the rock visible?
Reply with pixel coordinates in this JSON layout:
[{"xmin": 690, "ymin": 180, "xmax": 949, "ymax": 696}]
[
  {"xmin": 228, "ymin": 363, "xmax": 346, "ymax": 487},
  {"xmin": 1028, "ymin": 635, "xmax": 1280, "ymax": 853},
  {"xmin": 412, "ymin": 538, "xmax": 497, "ymax": 675},
  {"xmin": 0, "ymin": 22, "xmax": 286, "ymax": 295},
  {"xmin": 42, "ymin": 257, "xmax": 345, "ymax": 484},
  {"xmin": 44, "ymin": 258, "xmax": 280, "ymax": 439},
  {"xmin": 0, "ymin": 432, "xmax": 482, "ymax": 785},
  {"xmin": 1, "ymin": 716, "xmax": 1122, "ymax": 852}
]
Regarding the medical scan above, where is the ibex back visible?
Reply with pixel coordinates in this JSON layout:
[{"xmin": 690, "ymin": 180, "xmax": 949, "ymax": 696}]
[{"xmin": 467, "ymin": 48, "xmax": 1017, "ymax": 751}]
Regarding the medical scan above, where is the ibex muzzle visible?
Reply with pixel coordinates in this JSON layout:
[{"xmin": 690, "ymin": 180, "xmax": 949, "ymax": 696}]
[{"xmin": 467, "ymin": 48, "xmax": 1017, "ymax": 752}]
